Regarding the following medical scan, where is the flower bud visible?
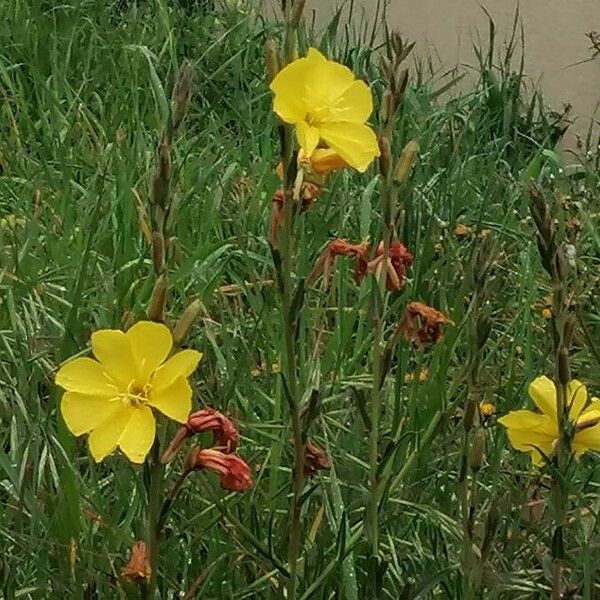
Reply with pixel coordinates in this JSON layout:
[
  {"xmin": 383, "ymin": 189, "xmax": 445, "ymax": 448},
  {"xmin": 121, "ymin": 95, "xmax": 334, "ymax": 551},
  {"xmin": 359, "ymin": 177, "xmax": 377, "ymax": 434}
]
[
  {"xmin": 151, "ymin": 231, "xmax": 165, "ymax": 274},
  {"xmin": 151, "ymin": 134, "xmax": 171, "ymax": 210},
  {"xmin": 173, "ymin": 299, "xmax": 202, "ymax": 345},
  {"xmin": 378, "ymin": 135, "xmax": 392, "ymax": 178},
  {"xmin": 394, "ymin": 139, "xmax": 419, "ymax": 183},
  {"xmin": 380, "ymin": 89, "xmax": 395, "ymax": 125},
  {"xmin": 469, "ymin": 428, "xmax": 486, "ymax": 471},
  {"xmin": 147, "ymin": 274, "xmax": 168, "ymax": 323}
]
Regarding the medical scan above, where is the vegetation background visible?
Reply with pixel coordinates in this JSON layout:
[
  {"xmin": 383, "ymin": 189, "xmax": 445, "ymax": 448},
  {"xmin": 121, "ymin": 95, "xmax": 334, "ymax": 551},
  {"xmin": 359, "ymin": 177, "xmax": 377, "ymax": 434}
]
[{"xmin": 1, "ymin": 0, "xmax": 600, "ymax": 598}]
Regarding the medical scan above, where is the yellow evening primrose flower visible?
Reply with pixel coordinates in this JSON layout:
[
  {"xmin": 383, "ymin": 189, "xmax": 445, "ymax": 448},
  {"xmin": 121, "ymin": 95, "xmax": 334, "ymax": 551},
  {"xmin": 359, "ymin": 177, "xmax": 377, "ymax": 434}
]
[
  {"xmin": 270, "ymin": 47, "xmax": 380, "ymax": 173},
  {"xmin": 498, "ymin": 376, "xmax": 600, "ymax": 466},
  {"xmin": 55, "ymin": 321, "xmax": 202, "ymax": 464}
]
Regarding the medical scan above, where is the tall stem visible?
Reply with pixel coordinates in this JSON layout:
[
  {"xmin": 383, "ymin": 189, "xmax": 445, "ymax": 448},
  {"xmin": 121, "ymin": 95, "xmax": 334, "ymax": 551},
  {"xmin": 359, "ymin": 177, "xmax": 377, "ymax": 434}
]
[
  {"xmin": 279, "ymin": 3, "xmax": 305, "ymax": 597},
  {"xmin": 366, "ymin": 141, "xmax": 395, "ymax": 596},
  {"xmin": 144, "ymin": 444, "xmax": 164, "ymax": 599}
]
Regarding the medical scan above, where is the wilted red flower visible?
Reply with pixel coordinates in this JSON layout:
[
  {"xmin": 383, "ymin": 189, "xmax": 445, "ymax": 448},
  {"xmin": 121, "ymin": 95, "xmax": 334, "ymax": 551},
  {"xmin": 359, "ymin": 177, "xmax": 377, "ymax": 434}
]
[
  {"xmin": 161, "ymin": 407, "xmax": 240, "ymax": 464},
  {"xmin": 356, "ymin": 240, "xmax": 413, "ymax": 291},
  {"xmin": 187, "ymin": 408, "xmax": 239, "ymax": 453},
  {"xmin": 121, "ymin": 541, "xmax": 151, "ymax": 583},
  {"xmin": 307, "ymin": 239, "xmax": 369, "ymax": 287},
  {"xmin": 304, "ymin": 442, "xmax": 332, "ymax": 478},
  {"xmin": 192, "ymin": 448, "xmax": 253, "ymax": 492},
  {"xmin": 399, "ymin": 301, "xmax": 451, "ymax": 346}
]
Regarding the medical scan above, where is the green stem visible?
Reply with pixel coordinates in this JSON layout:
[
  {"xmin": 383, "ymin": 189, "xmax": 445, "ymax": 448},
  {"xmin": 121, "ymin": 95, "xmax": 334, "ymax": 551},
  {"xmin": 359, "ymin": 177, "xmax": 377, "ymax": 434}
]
[
  {"xmin": 144, "ymin": 445, "xmax": 164, "ymax": 599},
  {"xmin": 366, "ymin": 153, "xmax": 395, "ymax": 595}
]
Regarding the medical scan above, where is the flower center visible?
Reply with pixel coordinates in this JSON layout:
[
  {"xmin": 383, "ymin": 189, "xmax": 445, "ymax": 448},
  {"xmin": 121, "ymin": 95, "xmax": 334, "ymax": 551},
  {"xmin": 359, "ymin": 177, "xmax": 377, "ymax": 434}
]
[{"xmin": 118, "ymin": 381, "xmax": 152, "ymax": 407}]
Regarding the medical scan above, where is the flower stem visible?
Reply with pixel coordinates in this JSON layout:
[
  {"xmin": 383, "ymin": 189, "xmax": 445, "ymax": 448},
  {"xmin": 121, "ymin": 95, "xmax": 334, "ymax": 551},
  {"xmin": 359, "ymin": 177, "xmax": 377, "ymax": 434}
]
[
  {"xmin": 144, "ymin": 444, "xmax": 164, "ymax": 599},
  {"xmin": 278, "ymin": 4, "xmax": 305, "ymax": 597},
  {"xmin": 366, "ymin": 137, "xmax": 395, "ymax": 597}
]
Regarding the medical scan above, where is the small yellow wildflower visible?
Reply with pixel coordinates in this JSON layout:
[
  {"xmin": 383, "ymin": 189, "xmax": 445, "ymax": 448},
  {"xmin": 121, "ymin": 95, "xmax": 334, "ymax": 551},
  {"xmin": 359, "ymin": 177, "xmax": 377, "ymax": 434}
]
[
  {"xmin": 270, "ymin": 48, "xmax": 379, "ymax": 172},
  {"xmin": 55, "ymin": 321, "xmax": 202, "ymax": 463},
  {"xmin": 498, "ymin": 376, "xmax": 600, "ymax": 466},
  {"xmin": 479, "ymin": 402, "xmax": 495, "ymax": 417},
  {"xmin": 541, "ymin": 307, "xmax": 552, "ymax": 320}
]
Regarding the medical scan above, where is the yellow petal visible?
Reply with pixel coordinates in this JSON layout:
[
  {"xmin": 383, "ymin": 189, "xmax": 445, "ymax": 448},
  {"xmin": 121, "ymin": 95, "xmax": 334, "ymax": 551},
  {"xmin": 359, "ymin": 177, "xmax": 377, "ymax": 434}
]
[
  {"xmin": 304, "ymin": 47, "xmax": 355, "ymax": 106},
  {"xmin": 318, "ymin": 121, "xmax": 380, "ymax": 172},
  {"xmin": 295, "ymin": 122, "xmax": 320, "ymax": 157},
  {"xmin": 126, "ymin": 321, "xmax": 173, "ymax": 383},
  {"xmin": 91, "ymin": 329, "xmax": 137, "ymax": 391},
  {"xmin": 61, "ymin": 392, "xmax": 117, "ymax": 436},
  {"xmin": 55, "ymin": 357, "xmax": 117, "ymax": 396},
  {"xmin": 151, "ymin": 349, "xmax": 202, "ymax": 390},
  {"xmin": 567, "ymin": 379, "xmax": 587, "ymax": 420},
  {"xmin": 88, "ymin": 404, "xmax": 132, "ymax": 462},
  {"xmin": 118, "ymin": 406, "xmax": 156, "ymax": 464},
  {"xmin": 329, "ymin": 79, "xmax": 373, "ymax": 123},
  {"xmin": 573, "ymin": 422, "xmax": 600, "ymax": 459},
  {"xmin": 528, "ymin": 376, "xmax": 557, "ymax": 418},
  {"xmin": 270, "ymin": 57, "xmax": 310, "ymax": 123},
  {"xmin": 148, "ymin": 377, "xmax": 192, "ymax": 423},
  {"xmin": 498, "ymin": 410, "xmax": 557, "ymax": 464}
]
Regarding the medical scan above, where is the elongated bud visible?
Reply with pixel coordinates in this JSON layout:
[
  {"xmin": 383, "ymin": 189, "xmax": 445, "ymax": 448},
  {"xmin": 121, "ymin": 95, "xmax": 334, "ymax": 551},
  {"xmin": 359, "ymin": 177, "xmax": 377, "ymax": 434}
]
[
  {"xmin": 151, "ymin": 134, "xmax": 171, "ymax": 210},
  {"xmin": 378, "ymin": 136, "xmax": 392, "ymax": 178},
  {"xmin": 265, "ymin": 39, "xmax": 280, "ymax": 83},
  {"xmin": 152, "ymin": 231, "xmax": 165, "ymax": 274},
  {"xmin": 380, "ymin": 89, "xmax": 395, "ymax": 125},
  {"xmin": 171, "ymin": 61, "xmax": 194, "ymax": 131},
  {"xmin": 394, "ymin": 139, "xmax": 419, "ymax": 183},
  {"xmin": 147, "ymin": 274, "xmax": 168, "ymax": 322},
  {"xmin": 469, "ymin": 428, "xmax": 486, "ymax": 471},
  {"xmin": 173, "ymin": 299, "xmax": 202, "ymax": 345}
]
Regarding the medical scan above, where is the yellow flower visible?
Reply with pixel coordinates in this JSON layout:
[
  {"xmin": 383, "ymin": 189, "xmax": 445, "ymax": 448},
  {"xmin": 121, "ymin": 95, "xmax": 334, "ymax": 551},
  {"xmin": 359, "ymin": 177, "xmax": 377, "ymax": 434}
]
[
  {"xmin": 55, "ymin": 321, "xmax": 202, "ymax": 464},
  {"xmin": 270, "ymin": 48, "xmax": 379, "ymax": 172},
  {"xmin": 479, "ymin": 402, "xmax": 496, "ymax": 417},
  {"xmin": 498, "ymin": 376, "xmax": 600, "ymax": 466}
]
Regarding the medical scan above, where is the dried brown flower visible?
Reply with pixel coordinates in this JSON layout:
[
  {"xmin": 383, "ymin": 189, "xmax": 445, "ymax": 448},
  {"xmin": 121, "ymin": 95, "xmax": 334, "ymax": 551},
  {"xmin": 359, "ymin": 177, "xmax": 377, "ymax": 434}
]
[{"xmin": 399, "ymin": 301, "xmax": 451, "ymax": 346}]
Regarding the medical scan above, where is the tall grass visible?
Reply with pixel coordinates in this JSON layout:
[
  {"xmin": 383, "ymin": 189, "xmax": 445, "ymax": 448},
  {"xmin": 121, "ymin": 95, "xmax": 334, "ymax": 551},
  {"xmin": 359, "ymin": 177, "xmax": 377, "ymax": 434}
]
[{"xmin": 1, "ymin": 1, "xmax": 600, "ymax": 598}]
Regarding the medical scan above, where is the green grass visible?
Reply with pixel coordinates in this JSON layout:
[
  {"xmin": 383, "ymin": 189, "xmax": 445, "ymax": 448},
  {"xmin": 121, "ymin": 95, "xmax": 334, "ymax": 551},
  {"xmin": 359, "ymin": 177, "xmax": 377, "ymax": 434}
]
[{"xmin": 1, "ymin": 1, "xmax": 600, "ymax": 598}]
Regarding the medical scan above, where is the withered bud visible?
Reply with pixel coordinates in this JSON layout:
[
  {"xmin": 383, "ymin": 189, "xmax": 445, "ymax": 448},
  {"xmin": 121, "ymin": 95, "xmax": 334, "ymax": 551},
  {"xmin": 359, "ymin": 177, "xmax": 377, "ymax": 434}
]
[
  {"xmin": 121, "ymin": 541, "xmax": 151, "ymax": 584},
  {"xmin": 304, "ymin": 442, "xmax": 331, "ymax": 478},
  {"xmin": 191, "ymin": 448, "xmax": 253, "ymax": 492},
  {"xmin": 171, "ymin": 61, "xmax": 194, "ymax": 131},
  {"xmin": 394, "ymin": 139, "xmax": 419, "ymax": 183},
  {"xmin": 265, "ymin": 39, "xmax": 280, "ymax": 82},
  {"xmin": 151, "ymin": 134, "xmax": 172, "ymax": 210},
  {"xmin": 187, "ymin": 408, "xmax": 239, "ymax": 452},
  {"xmin": 151, "ymin": 231, "xmax": 165, "ymax": 274},
  {"xmin": 173, "ymin": 299, "xmax": 202, "ymax": 345},
  {"xmin": 147, "ymin": 274, "xmax": 168, "ymax": 323},
  {"xmin": 469, "ymin": 428, "xmax": 486, "ymax": 471}
]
